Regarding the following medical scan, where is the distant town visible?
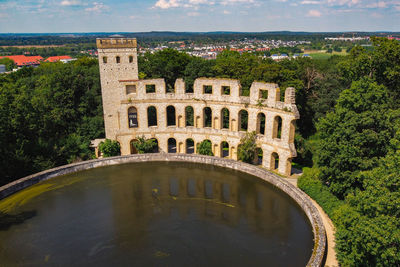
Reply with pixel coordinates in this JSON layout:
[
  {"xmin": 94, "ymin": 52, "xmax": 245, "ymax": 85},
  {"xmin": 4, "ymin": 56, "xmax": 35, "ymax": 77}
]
[{"xmin": 0, "ymin": 32, "xmax": 399, "ymax": 73}]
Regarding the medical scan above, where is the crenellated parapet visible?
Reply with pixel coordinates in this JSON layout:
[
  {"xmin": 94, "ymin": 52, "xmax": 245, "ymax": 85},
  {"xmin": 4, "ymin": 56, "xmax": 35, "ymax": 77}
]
[{"xmin": 96, "ymin": 38, "xmax": 299, "ymax": 176}]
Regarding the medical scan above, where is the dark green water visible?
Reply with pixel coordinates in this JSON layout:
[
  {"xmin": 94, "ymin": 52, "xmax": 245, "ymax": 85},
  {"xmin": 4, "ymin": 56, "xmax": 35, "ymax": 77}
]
[{"xmin": 0, "ymin": 162, "xmax": 313, "ymax": 266}]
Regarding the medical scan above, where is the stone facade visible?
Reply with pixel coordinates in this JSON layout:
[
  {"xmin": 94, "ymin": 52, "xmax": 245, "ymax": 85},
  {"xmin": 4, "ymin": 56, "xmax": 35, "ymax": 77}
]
[{"xmin": 96, "ymin": 38, "xmax": 299, "ymax": 176}]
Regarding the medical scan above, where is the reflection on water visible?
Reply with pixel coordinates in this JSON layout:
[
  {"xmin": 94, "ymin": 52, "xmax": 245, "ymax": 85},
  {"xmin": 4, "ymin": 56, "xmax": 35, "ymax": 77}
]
[{"xmin": 0, "ymin": 162, "xmax": 313, "ymax": 266}]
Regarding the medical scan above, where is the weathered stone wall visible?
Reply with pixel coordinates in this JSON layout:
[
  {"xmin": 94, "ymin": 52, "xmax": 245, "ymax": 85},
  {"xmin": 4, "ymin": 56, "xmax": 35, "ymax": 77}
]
[
  {"xmin": 97, "ymin": 38, "xmax": 299, "ymax": 176},
  {"xmin": 0, "ymin": 154, "xmax": 325, "ymax": 266}
]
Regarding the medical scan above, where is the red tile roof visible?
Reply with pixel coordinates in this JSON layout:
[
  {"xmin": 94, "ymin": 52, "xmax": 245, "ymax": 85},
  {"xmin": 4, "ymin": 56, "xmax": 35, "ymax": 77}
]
[
  {"xmin": 0, "ymin": 55, "xmax": 43, "ymax": 66},
  {"xmin": 45, "ymin": 55, "xmax": 72, "ymax": 62}
]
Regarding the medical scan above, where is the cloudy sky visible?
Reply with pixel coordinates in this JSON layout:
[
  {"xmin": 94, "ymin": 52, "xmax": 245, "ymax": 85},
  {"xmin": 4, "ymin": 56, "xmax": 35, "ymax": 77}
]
[{"xmin": 0, "ymin": 0, "xmax": 398, "ymax": 33}]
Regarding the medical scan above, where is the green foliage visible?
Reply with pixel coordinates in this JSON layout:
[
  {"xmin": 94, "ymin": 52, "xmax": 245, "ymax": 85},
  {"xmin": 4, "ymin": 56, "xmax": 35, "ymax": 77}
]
[
  {"xmin": 0, "ymin": 57, "xmax": 104, "ymax": 185},
  {"xmin": 299, "ymin": 163, "xmax": 400, "ymax": 266},
  {"xmin": 298, "ymin": 167, "xmax": 344, "ymax": 217},
  {"xmin": 139, "ymin": 48, "xmax": 191, "ymax": 92},
  {"xmin": 132, "ymin": 136, "xmax": 157, "ymax": 154},
  {"xmin": 0, "ymin": 58, "xmax": 15, "ymax": 71},
  {"xmin": 237, "ymin": 131, "xmax": 257, "ymax": 164},
  {"xmin": 196, "ymin": 140, "xmax": 213, "ymax": 156},
  {"xmin": 98, "ymin": 139, "xmax": 121, "ymax": 157},
  {"xmin": 297, "ymin": 38, "xmax": 400, "ymax": 266},
  {"xmin": 316, "ymin": 78, "xmax": 393, "ymax": 198},
  {"xmin": 338, "ymin": 38, "xmax": 400, "ymax": 106},
  {"xmin": 183, "ymin": 57, "xmax": 215, "ymax": 92}
]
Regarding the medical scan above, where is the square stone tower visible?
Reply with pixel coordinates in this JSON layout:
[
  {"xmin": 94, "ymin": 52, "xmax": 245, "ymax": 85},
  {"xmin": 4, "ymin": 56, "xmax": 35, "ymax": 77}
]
[{"xmin": 96, "ymin": 38, "xmax": 138, "ymax": 139}]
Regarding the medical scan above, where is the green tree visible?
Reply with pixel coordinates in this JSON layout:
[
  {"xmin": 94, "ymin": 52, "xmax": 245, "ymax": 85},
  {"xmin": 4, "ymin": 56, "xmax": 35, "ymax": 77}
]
[
  {"xmin": 183, "ymin": 57, "xmax": 215, "ymax": 92},
  {"xmin": 338, "ymin": 38, "xmax": 400, "ymax": 106},
  {"xmin": 138, "ymin": 49, "xmax": 191, "ymax": 92},
  {"xmin": 316, "ymin": 78, "xmax": 393, "ymax": 198},
  {"xmin": 237, "ymin": 131, "xmax": 257, "ymax": 164},
  {"xmin": 98, "ymin": 139, "xmax": 120, "ymax": 157},
  {"xmin": 196, "ymin": 140, "xmax": 213, "ymax": 156},
  {"xmin": 0, "ymin": 58, "xmax": 15, "ymax": 71},
  {"xmin": 0, "ymin": 57, "xmax": 104, "ymax": 186},
  {"xmin": 132, "ymin": 136, "xmax": 157, "ymax": 154}
]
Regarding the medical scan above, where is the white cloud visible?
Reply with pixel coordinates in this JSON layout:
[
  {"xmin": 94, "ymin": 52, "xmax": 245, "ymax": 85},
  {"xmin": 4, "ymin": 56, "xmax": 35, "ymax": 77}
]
[
  {"xmin": 85, "ymin": 2, "xmax": 108, "ymax": 12},
  {"xmin": 189, "ymin": 0, "xmax": 211, "ymax": 4},
  {"xmin": 221, "ymin": 0, "xmax": 255, "ymax": 5},
  {"xmin": 306, "ymin": 9, "xmax": 322, "ymax": 16},
  {"xmin": 154, "ymin": 0, "xmax": 181, "ymax": 9},
  {"xmin": 223, "ymin": 9, "xmax": 231, "ymax": 13},
  {"xmin": 153, "ymin": 0, "xmax": 255, "ymax": 9},
  {"xmin": 326, "ymin": 0, "xmax": 360, "ymax": 6},
  {"xmin": 301, "ymin": 0, "xmax": 321, "ymax": 4},
  {"xmin": 60, "ymin": 0, "xmax": 82, "ymax": 6},
  {"xmin": 366, "ymin": 1, "xmax": 387, "ymax": 8}
]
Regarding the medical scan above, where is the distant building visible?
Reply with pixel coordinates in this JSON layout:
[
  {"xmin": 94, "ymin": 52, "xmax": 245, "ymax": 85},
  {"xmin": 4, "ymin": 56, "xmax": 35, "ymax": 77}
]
[
  {"xmin": 270, "ymin": 54, "xmax": 289, "ymax": 61},
  {"xmin": 0, "ymin": 64, "xmax": 5, "ymax": 73},
  {"xmin": 0, "ymin": 55, "xmax": 43, "ymax": 67},
  {"xmin": 45, "ymin": 55, "xmax": 75, "ymax": 63}
]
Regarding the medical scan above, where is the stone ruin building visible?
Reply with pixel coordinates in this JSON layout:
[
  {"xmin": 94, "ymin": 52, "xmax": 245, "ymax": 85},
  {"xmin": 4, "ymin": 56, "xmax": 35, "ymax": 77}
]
[{"xmin": 94, "ymin": 38, "xmax": 299, "ymax": 176}]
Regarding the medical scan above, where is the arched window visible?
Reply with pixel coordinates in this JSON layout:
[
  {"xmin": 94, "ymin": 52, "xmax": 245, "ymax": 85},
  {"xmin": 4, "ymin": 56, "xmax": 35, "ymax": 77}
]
[
  {"xmin": 129, "ymin": 55, "xmax": 133, "ymax": 63},
  {"xmin": 255, "ymin": 147, "xmax": 263, "ymax": 165},
  {"xmin": 256, "ymin": 113, "xmax": 266, "ymax": 135},
  {"xmin": 166, "ymin": 106, "xmax": 176, "ymax": 126},
  {"xmin": 102, "ymin": 56, "xmax": 107, "ymax": 63},
  {"xmin": 151, "ymin": 138, "xmax": 159, "ymax": 153},
  {"xmin": 128, "ymin": 107, "xmax": 138, "ymax": 128},
  {"xmin": 221, "ymin": 108, "xmax": 229, "ymax": 129},
  {"xmin": 271, "ymin": 152, "xmax": 279, "ymax": 170},
  {"xmin": 273, "ymin": 116, "xmax": 282, "ymax": 139},
  {"xmin": 238, "ymin": 110, "xmax": 248, "ymax": 131},
  {"xmin": 168, "ymin": 138, "xmax": 177, "ymax": 153},
  {"xmin": 221, "ymin": 141, "xmax": 229, "ymax": 158},
  {"xmin": 116, "ymin": 56, "xmax": 120, "ymax": 63},
  {"xmin": 186, "ymin": 138, "xmax": 194, "ymax": 154},
  {"xmin": 185, "ymin": 106, "xmax": 194, "ymax": 126},
  {"xmin": 147, "ymin": 106, "xmax": 157, "ymax": 127},
  {"xmin": 203, "ymin": 107, "xmax": 212, "ymax": 128},
  {"xmin": 130, "ymin": 139, "xmax": 138, "ymax": 154}
]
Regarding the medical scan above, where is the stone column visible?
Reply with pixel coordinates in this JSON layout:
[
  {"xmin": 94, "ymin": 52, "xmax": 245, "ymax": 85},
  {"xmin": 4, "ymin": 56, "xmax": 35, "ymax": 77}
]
[
  {"xmin": 231, "ymin": 146, "xmax": 238, "ymax": 160},
  {"xmin": 119, "ymin": 137, "xmax": 131, "ymax": 156},
  {"xmin": 278, "ymin": 152, "xmax": 291, "ymax": 176}
]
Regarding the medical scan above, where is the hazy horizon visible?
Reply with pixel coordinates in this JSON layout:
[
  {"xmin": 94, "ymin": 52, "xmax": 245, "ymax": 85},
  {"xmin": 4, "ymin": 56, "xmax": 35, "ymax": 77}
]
[{"xmin": 0, "ymin": 0, "xmax": 399, "ymax": 33}]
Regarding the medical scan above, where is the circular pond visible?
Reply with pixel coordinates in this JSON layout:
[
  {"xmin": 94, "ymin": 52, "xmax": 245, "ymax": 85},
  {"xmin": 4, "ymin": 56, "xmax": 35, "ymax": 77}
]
[{"xmin": 0, "ymin": 161, "xmax": 314, "ymax": 266}]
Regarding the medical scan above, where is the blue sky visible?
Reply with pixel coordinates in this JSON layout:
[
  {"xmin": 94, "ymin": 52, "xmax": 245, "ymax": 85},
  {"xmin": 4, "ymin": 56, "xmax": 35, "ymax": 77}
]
[{"xmin": 0, "ymin": 0, "xmax": 398, "ymax": 33}]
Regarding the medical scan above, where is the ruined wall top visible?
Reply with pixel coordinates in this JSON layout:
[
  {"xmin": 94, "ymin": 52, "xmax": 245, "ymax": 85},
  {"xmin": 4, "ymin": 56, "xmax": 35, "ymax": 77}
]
[{"xmin": 96, "ymin": 38, "xmax": 137, "ymax": 49}]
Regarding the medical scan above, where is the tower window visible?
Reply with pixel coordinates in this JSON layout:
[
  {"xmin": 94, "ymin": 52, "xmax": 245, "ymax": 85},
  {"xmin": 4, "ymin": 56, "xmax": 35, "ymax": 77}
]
[
  {"xmin": 116, "ymin": 56, "xmax": 120, "ymax": 63},
  {"xmin": 203, "ymin": 85, "xmax": 212, "ymax": 94},
  {"xmin": 129, "ymin": 55, "xmax": 133, "ymax": 63},
  {"xmin": 126, "ymin": 85, "xmax": 136, "ymax": 94},
  {"xmin": 103, "ymin": 57, "xmax": 107, "ymax": 63}
]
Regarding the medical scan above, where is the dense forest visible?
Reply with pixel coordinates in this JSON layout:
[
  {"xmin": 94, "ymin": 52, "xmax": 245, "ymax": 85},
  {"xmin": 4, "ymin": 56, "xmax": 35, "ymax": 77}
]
[{"xmin": 0, "ymin": 37, "xmax": 399, "ymax": 265}]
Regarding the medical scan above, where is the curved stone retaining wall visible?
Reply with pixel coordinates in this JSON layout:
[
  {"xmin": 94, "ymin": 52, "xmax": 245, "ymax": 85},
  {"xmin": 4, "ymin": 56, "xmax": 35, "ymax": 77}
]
[{"xmin": 0, "ymin": 154, "xmax": 325, "ymax": 266}]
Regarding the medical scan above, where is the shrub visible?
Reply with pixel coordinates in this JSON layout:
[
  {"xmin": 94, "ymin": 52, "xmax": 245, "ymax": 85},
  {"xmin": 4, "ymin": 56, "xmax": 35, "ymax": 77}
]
[
  {"xmin": 237, "ymin": 131, "xmax": 257, "ymax": 164},
  {"xmin": 98, "ymin": 139, "xmax": 120, "ymax": 157},
  {"xmin": 131, "ymin": 136, "xmax": 157, "ymax": 154},
  {"xmin": 196, "ymin": 140, "xmax": 213, "ymax": 156}
]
